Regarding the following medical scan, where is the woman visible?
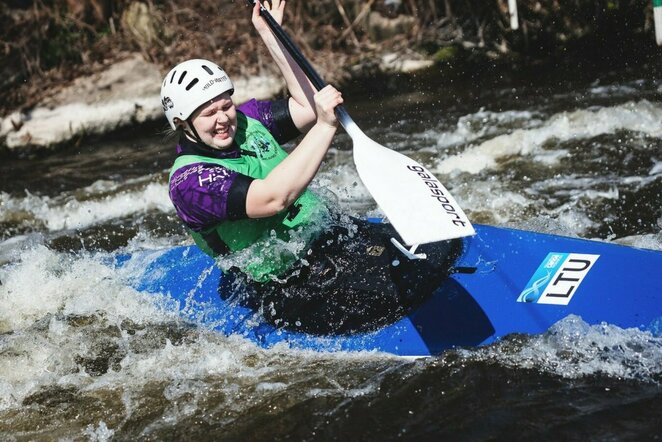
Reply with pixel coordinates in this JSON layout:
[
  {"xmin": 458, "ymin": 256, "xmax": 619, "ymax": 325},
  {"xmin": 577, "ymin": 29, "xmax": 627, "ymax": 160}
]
[{"xmin": 161, "ymin": 0, "xmax": 461, "ymax": 335}]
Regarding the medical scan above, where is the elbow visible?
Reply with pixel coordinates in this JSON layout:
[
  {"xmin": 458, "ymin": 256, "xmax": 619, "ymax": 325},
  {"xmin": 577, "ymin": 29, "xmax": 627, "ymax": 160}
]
[
  {"xmin": 245, "ymin": 179, "xmax": 299, "ymax": 218},
  {"xmin": 266, "ymin": 196, "xmax": 289, "ymax": 215},
  {"xmin": 258, "ymin": 193, "xmax": 296, "ymax": 218},
  {"xmin": 270, "ymin": 189, "xmax": 303, "ymax": 216}
]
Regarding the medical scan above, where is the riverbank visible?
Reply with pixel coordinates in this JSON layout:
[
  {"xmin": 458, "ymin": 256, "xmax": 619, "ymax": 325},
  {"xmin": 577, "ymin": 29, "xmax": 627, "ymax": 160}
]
[
  {"xmin": 1, "ymin": 0, "xmax": 659, "ymax": 156},
  {"xmin": 0, "ymin": 49, "xmax": 435, "ymax": 156}
]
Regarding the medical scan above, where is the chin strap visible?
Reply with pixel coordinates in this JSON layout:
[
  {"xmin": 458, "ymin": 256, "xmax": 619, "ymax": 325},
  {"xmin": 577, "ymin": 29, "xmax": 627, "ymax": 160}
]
[{"xmin": 185, "ymin": 118, "xmax": 204, "ymax": 144}]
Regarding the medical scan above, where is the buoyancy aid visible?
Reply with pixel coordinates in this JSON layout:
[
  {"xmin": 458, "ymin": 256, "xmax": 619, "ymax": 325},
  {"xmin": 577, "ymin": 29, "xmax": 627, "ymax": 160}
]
[{"xmin": 169, "ymin": 112, "xmax": 329, "ymax": 281}]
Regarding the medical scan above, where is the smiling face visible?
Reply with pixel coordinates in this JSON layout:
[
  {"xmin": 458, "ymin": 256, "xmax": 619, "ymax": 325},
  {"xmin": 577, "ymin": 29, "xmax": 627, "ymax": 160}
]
[{"xmin": 188, "ymin": 92, "xmax": 237, "ymax": 149}]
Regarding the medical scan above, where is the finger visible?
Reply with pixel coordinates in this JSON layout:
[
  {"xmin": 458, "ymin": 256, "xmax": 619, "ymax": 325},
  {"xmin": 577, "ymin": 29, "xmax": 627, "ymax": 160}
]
[
  {"xmin": 276, "ymin": 0, "xmax": 285, "ymax": 12},
  {"xmin": 318, "ymin": 88, "xmax": 340, "ymax": 105},
  {"xmin": 317, "ymin": 85, "xmax": 340, "ymax": 97},
  {"xmin": 319, "ymin": 92, "xmax": 342, "ymax": 109}
]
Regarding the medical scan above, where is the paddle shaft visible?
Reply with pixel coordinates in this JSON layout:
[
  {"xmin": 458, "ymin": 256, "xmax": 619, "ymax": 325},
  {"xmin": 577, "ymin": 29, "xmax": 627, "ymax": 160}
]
[
  {"xmin": 246, "ymin": 0, "xmax": 353, "ymax": 129},
  {"xmin": 246, "ymin": 1, "xmax": 476, "ymax": 245}
]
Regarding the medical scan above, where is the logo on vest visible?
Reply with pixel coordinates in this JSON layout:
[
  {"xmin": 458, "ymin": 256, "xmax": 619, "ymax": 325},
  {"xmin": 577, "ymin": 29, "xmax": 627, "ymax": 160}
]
[{"xmin": 249, "ymin": 135, "xmax": 277, "ymax": 160}]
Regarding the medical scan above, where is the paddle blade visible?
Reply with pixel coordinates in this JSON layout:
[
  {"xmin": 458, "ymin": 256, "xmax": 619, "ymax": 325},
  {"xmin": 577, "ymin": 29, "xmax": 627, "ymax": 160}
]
[{"xmin": 352, "ymin": 134, "xmax": 475, "ymax": 245}]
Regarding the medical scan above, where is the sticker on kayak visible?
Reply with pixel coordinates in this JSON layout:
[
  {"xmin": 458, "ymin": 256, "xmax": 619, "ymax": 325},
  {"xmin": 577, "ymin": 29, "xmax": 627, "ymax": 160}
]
[{"xmin": 517, "ymin": 253, "xmax": 599, "ymax": 305}]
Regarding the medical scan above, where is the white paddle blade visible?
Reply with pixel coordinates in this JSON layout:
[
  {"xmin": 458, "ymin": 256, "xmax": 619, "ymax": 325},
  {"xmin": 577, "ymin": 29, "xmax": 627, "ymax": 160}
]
[{"xmin": 351, "ymin": 132, "xmax": 475, "ymax": 246}]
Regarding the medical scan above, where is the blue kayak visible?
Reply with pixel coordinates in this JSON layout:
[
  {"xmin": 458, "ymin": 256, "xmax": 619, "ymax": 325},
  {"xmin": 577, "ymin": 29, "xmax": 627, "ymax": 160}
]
[{"xmin": 117, "ymin": 223, "xmax": 662, "ymax": 357}]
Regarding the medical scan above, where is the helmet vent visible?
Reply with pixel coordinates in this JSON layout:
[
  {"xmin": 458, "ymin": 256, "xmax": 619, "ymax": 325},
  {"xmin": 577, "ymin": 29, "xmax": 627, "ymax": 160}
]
[
  {"xmin": 185, "ymin": 78, "xmax": 199, "ymax": 91},
  {"xmin": 202, "ymin": 65, "xmax": 214, "ymax": 75},
  {"xmin": 170, "ymin": 70, "xmax": 177, "ymax": 83},
  {"xmin": 178, "ymin": 71, "xmax": 187, "ymax": 85}
]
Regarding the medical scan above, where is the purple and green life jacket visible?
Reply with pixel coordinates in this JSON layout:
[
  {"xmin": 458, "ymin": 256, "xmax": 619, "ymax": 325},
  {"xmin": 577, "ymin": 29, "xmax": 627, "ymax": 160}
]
[{"xmin": 169, "ymin": 112, "xmax": 328, "ymax": 281}]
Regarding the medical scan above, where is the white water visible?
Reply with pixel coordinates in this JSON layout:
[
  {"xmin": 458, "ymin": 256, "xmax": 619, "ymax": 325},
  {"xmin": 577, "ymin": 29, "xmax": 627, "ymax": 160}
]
[
  {"xmin": 0, "ymin": 245, "xmax": 393, "ymax": 414},
  {"xmin": 461, "ymin": 315, "xmax": 662, "ymax": 381},
  {"xmin": 1, "ymin": 244, "xmax": 660, "ymax": 421},
  {"xmin": 1, "ymin": 101, "xmax": 659, "ymax": 241},
  {"xmin": 0, "ymin": 178, "xmax": 171, "ymax": 232},
  {"xmin": 1, "ymin": 78, "xmax": 661, "ymax": 437},
  {"xmin": 436, "ymin": 100, "xmax": 662, "ymax": 175}
]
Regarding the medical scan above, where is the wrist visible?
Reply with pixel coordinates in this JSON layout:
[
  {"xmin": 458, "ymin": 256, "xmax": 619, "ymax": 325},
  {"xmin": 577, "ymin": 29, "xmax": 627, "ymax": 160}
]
[{"xmin": 313, "ymin": 120, "xmax": 338, "ymax": 132}]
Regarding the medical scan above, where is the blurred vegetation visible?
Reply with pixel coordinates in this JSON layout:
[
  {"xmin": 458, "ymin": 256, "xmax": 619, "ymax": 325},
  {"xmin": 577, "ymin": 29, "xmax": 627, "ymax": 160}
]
[{"xmin": 0, "ymin": 0, "xmax": 657, "ymax": 114}]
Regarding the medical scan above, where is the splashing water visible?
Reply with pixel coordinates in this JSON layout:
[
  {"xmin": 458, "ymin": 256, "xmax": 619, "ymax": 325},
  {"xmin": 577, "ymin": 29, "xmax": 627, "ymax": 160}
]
[{"xmin": 1, "ymin": 68, "xmax": 661, "ymax": 439}]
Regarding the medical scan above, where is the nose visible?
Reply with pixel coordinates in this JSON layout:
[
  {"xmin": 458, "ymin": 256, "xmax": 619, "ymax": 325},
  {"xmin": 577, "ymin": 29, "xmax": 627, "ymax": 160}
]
[{"xmin": 216, "ymin": 111, "xmax": 229, "ymax": 123}]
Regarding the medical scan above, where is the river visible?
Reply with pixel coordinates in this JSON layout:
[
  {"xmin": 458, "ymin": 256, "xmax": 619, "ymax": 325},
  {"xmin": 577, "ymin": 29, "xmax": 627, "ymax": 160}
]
[{"xmin": 1, "ymin": 59, "xmax": 661, "ymax": 440}]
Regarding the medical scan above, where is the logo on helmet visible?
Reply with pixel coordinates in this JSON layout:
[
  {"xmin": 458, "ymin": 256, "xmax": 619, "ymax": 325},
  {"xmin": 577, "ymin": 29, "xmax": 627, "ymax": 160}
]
[
  {"xmin": 202, "ymin": 75, "xmax": 228, "ymax": 91},
  {"xmin": 161, "ymin": 97, "xmax": 174, "ymax": 112}
]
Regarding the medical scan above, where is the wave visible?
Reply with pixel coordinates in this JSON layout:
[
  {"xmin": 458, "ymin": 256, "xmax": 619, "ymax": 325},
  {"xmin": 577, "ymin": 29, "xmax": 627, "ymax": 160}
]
[
  {"xmin": 457, "ymin": 315, "xmax": 662, "ymax": 382},
  {"xmin": 435, "ymin": 100, "xmax": 662, "ymax": 174},
  {"xmin": 0, "ymin": 180, "xmax": 172, "ymax": 233}
]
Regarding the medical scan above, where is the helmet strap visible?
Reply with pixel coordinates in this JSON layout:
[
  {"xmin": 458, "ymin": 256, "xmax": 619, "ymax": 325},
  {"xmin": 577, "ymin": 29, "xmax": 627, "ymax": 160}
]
[{"xmin": 185, "ymin": 118, "xmax": 204, "ymax": 144}]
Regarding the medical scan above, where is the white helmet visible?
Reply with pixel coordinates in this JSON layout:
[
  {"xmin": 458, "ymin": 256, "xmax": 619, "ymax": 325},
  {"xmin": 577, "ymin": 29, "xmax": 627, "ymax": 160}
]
[{"xmin": 160, "ymin": 59, "xmax": 234, "ymax": 130}]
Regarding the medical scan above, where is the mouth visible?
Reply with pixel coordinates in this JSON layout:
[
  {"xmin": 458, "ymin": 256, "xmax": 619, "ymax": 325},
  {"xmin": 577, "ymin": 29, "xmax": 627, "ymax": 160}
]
[{"xmin": 213, "ymin": 126, "xmax": 231, "ymax": 140}]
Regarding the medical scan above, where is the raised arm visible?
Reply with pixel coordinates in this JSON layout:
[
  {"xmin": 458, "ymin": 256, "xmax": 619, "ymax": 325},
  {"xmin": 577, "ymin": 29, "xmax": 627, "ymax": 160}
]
[
  {"xmin": 251, "ymin": 0, "xmax": 317, "ymax": 132},
  {"xmin": 245, "ymin": 85, "xmax": 343, "ymax": 218}
]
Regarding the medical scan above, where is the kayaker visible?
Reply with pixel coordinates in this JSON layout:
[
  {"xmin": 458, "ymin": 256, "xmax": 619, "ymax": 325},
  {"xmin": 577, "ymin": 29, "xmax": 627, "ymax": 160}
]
[{"xmin": 161, "ymin": 0, "xmax": 461, "ymax": 334}]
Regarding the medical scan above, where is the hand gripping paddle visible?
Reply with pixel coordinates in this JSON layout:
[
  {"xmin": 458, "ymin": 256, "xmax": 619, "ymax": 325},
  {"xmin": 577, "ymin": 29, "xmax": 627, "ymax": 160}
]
[{"xmin": 247, "ymin": 1, "xmax": 475, "ymax": 247}]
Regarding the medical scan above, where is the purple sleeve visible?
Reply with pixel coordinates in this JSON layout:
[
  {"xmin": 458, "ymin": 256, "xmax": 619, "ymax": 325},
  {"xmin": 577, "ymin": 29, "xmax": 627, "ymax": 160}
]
[
  {"xmin": 238, "ymin": 98, "xmax": 279, "ymax": 135},
  {"xmin": 238, "ymin": 98, "xmax": 300, "ymax": 143},
  {"xmin": 169, "ymin": 163, "xmax": 239, "ymax": 230}
]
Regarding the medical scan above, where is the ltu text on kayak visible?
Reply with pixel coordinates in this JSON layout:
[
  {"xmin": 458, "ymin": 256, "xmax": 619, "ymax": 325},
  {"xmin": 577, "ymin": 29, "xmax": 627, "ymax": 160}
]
[{"xmin": 407, "ymin": 165, "xmax": 468, "ymax": 227}]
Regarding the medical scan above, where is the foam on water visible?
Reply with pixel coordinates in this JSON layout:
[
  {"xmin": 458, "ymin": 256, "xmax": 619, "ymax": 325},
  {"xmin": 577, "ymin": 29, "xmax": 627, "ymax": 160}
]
[
  {"xmin": 410, "ymin": 108, "xmax": 543, "ymax": 151},
  {"xmin": 436, "ymin": 100, "xmax": 662, "ymax": 174},
  {"xmin": 448, "ymin": 179, "xmax": 534, "ymax": 224},
  {"xmin": 458, "ymin": 315, "xmax": 662, "ymax": 382},
  {"xmin": 1, "ymin": 101, "xmax": 656, "ymax": 247},
  {"xmin": 0, "ymin": 178, "xmax": 171, "ymax": 233},
  {"xmin": 0, "ymin": 246, "xmax": 173, "ymax": 408},
  {"xmin": 0, "ymin": 244, "xmax": 395, "ymax": 418},
  {"xmin": 436, "ymin": 177, "xmax": 609, "ymax": 239},
  {"xmin": 1, "ymin": 74, "xmax": 661, "ymax": 439},
  {"xmin": 2, "ymin": 245, "xmax": 659, "ymax": 429},
  {"xmin": 650, "ymin": 160, "xmax": 662, "ymax": 176},
  {"xmin": 84, "ymin": 421, "xmax": 115, "ymax": 442},
  {"xmin": 587, "ymin": 79, "xmax": 657, "ymax": 98},
  {"xmin": 0, "ymin": 170, "xmax": 371, "ymax": 239},
  {"xmin": 0, "ymin": 228, "xmax": 659, "ymax": 437},
  {"xmin": 614, "ymin": 230, "xmax": 662, "ymax": 250},
  {"xmin": 0, "ymin": 247, "xmax": 168, "ymax": 334}
]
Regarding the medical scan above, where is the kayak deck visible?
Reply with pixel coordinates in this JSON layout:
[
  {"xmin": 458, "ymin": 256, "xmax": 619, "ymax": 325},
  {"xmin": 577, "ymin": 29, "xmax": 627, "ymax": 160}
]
[{"xmin": 118, "ymin": 224, "xmax": 662, "ymax": 357}]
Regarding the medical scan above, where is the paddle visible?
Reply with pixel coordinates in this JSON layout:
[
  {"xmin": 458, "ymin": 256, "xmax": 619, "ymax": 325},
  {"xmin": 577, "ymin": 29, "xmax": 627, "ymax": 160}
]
[{"xmin": 248, "ymin": 0, "xmax": 475, "ymax": 247}]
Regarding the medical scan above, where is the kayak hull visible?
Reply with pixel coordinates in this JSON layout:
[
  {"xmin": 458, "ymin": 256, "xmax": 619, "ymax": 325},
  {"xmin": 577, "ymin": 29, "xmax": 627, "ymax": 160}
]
[{"xmin": 118, "ymin": 223, "xmax": 662, "ymax": 357}]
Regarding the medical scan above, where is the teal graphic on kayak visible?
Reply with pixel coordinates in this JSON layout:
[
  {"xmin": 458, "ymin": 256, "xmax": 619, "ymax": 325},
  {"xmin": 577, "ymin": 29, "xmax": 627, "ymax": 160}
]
[{"xmin": 518, "ymin": 252, "xmax": 599, "ymax": 305}]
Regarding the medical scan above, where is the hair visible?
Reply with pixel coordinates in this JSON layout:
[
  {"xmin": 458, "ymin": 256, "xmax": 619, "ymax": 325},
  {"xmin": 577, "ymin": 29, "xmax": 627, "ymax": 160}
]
[{"xmin": 160, "ymin": 121, "xmax": 183, "ymax": 143}]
